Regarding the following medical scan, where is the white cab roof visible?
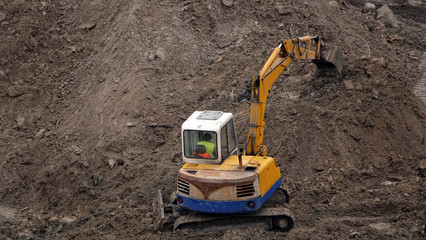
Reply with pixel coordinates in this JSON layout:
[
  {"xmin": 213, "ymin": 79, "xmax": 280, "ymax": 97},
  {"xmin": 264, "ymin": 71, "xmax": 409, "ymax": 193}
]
[{"xmin": 182, "ymin": 111, "xmax": 233, "ymax": 131}]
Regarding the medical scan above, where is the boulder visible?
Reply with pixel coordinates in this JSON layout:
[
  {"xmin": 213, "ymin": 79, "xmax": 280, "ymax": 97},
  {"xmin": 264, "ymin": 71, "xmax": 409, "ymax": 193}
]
[
  {"xmin": 363, "ymin": 3, "xmax": 376, "ymax": 13},
  {"xmin": 376, "ymin": 4, "xmax": 398, "ymax": 28}
]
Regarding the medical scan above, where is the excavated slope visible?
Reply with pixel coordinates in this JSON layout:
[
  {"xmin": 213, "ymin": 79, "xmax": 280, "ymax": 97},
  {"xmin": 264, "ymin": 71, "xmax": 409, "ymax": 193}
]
[{"xmin": 0, "ymin": 0, "xmax": 425, "ymax": 239}]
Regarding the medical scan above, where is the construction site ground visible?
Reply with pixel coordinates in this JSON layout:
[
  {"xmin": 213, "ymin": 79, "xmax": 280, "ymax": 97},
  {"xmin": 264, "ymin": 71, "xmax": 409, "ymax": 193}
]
[{"xmin": 0, "ymin": 0, "xmax": 425, "ymax": 239}]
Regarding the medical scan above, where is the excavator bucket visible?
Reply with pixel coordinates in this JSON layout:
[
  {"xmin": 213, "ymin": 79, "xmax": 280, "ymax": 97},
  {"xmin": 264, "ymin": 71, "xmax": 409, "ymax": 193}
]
[{"xmin": 314, "ymin": 44, "xmax": 343, "ymax": 74}]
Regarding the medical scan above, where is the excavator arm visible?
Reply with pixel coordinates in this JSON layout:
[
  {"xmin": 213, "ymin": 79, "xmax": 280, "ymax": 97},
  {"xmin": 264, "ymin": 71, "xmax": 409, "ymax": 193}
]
[{"xmin": 246, "ymin": 36, "xmax": 339, "ymax": 156}]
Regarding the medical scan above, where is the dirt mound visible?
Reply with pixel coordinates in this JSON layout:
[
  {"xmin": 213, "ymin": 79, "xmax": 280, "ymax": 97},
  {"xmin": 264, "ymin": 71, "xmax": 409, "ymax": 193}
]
[{"xmin": 1, "ymin": 0, "xmax": 425, "ymax": 239}]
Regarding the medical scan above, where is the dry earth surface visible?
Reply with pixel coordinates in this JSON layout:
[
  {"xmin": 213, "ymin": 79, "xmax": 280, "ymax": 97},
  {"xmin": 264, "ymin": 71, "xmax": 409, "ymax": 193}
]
[{"xmin": 0, "ymin": 0, "xmax": 425, "ymax": 239}]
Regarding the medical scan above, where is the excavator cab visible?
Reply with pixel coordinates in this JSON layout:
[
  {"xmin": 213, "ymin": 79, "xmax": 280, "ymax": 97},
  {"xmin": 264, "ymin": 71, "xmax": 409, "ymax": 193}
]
[{"xmin": 182, "ymin": 111, "xmax": 238, "ymax": 165}]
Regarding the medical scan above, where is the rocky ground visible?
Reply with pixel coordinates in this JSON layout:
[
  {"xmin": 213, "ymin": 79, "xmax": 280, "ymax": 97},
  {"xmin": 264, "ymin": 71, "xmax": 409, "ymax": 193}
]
[{"xmin": 0, "ymin": 0, "xmax": 425, "ymax": 239}]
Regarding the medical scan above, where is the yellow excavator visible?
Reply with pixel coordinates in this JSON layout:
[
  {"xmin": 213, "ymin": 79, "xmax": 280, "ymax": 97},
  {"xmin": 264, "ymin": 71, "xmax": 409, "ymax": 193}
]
[{"xmin": 153, "ymin": 36, "xmax": 342, "ymax": 232}]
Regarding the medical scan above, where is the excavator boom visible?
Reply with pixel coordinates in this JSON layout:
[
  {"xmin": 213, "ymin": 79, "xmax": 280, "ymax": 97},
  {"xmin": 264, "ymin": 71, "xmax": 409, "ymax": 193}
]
[{"xmin": 246, "ymin": 36, "xmax": 342, "ymax": 155}]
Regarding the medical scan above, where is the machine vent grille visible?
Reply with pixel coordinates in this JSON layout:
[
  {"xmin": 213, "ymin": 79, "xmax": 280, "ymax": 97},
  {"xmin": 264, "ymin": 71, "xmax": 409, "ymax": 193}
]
[
  {"xmin": 177, "ymin": 179, "xmax": 190, "ymax": 195},
  {"xmin": 236, "ymin": 183, "xmax": 255, "ymax": 198}
]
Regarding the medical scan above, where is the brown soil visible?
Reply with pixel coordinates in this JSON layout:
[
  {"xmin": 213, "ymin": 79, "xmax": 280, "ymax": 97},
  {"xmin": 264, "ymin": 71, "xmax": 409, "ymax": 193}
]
[{"xmin": 0, "ymin": 0, "xmax": 425, "ymax": 239}]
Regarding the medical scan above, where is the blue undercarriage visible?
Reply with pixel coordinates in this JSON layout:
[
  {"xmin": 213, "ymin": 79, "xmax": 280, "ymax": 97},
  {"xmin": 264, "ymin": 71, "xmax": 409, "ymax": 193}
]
[{"xmin": 177, "ymin": 177, "xmax": 282, "ymax": 214}]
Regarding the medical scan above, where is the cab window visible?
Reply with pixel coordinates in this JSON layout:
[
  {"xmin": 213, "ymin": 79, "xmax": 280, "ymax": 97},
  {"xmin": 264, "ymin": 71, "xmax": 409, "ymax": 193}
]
[
  {"xmin": 221, "ymin": 119, "xmax": 237, "ymax": 160},
  {"xmin": 183, "ymin": 130, "xmax": 217, "ymax": 160}
]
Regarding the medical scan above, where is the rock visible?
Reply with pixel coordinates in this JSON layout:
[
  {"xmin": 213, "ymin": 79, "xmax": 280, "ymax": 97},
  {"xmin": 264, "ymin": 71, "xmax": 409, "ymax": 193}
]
[
  {"xmin": 381, "ymin": 180, "xmax": 396, "ymax": 186},
  {"xmin": 35, "ymin": 129, "xmax": 46, "ymax": 139},
  {"xmin": 0, "ymin": 12, "xmax": 5, "ymax": 22},
  {"xmin": 369, "ymin": 222, "xmax": 392, "ymax": 232},
  {"xmin": 126, "ymin": 122, "xmax": 136, "ymax": 127},
  {"xmin": 418, "ymin": 159, "xmax": 426, "ymax": 177},
  {"xmin": 363, "ymin": 3, "xmax": 375, "ymax": 13},
  {"xmin": 7, "ymin": 86, "xmax": 25, "ymax": 97},
  {"xmin": 29, "ymin": 36, "xmax": 38, "ymax": 47},
  {"xmin": 0, "ymin": 71, "xmax": 6, "ymax": 81},
  {"xmin": 328, "ymin": 1, "xmax": 339, "ymax": 7},
  {"xmin": 16, "ymin": 116, "xmax": 25, "ymax": 128},
  {"xmin": 361, "ymin": 166, "xmax": 375, "ymax": 176},
  {"xmin": 108, "ymin": 159, "xmax": 116, "ymax": 168},
  {"xmin": 77, "ymin": 22, "xmax": 96, "ymax": 30},
  {"xmin": 376, "ymin": 4, "xmax": 398, "ymax": 28},
  {"xmin": 0, "ymin": 206, "xmax": 16, "ymax": 225},
  {"xmin": 59, "ymin": 216, "xmax": 76, "ymax": 224},
  {"xmin": 71, "ymin": 145, "xmax": 83, "ymax": 155},
  {"xmin": 222, "ymin": 0, "xmax": 233, "ymax": 7},
  {"xmin": 343, "ymin": 80, "xmax": 355, "ymax": 90},
  {"xmin": 372, "ymin": 90, "xmax": 379, "ymax": 99},
  {"xmin": 48, "ymin": 216, "xmax": 59, "ymax": 223},
  {"xmin": 147, "ymin": 53, "xmax": 156, "ymax": 61},
  {"xmin": 276, "ymin": 5, "xmax": 286, "ymax": 15},
  {"xmin": 218, "ymin": 90, "xmax": 228, "ymax": 101},
  {"xmin": 407, "ymin": 0, "xmax": 422, "ymax": 7}
]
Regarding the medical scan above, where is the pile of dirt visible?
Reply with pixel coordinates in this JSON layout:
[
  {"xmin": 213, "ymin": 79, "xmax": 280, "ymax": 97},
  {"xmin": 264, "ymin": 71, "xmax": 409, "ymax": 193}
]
[{"xmin": 0, "ymin": 0, "xmax": 425, "ymax": 239}]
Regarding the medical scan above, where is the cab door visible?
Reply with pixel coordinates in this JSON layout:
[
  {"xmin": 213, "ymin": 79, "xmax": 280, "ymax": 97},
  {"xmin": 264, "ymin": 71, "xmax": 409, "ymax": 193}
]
[{"xmin": 220, "ymin": 118, "xmax": 238, "ymax": 161}]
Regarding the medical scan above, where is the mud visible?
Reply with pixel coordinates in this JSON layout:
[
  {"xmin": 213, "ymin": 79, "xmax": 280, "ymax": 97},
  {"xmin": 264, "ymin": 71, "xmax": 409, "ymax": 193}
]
[{"xmin": 0, "ymin": 0, "xmax": 425, "ymax": 239}]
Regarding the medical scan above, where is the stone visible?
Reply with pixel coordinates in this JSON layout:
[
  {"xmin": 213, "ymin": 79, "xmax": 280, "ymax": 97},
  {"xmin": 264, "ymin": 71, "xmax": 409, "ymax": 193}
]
[
  {"xmin": 71, "ymin": 145, "xmax": 83, "ymax": 155},
  {"xmin": 407, "ymin": 0, "xmax": 422, "ymax": 7},
  {"xmin": 108, "ymin": 159, "xmax": 116, "ymax": 168},
  {"xmin": 363, "ymin": 3, "xmax": 375, "ymax": 13},
  {"xmin": 0, "ymin": 71, "xmax": 6, "ymax": 81},
  {"xmin": 59, "ymin": 216, "xmax": 76, "ymax": 224},
  {"xmin": 16, "ymin": 116, "xmax": 25, "ymax": 128},
  {"xmin": 418, "ymin": 159, "xmax": 426, "ymax": 177},
  {"xmin": 147, "ymin": 53, "xmax": 156, "ymax": 61},
  {"xmin": 126, "ymin": 122, "xmax": 136, "ymax": 127},
  {"xmin": 77, "ymin": 22, "xmax": 96, "ymax": 30},
  {"xmin": 376, "ymin": 4, "xmax": 398, "ymax": 28},
  {"xmin": 222, "ymin": 0, "xmax": 233, "ymax": 7},
  {"xmin": 7, "ymin": 86, "xmax": 25, "ymax": 97},
  {"xmin": 369, "ymin": 222, "xmax": 392, "ymax": 232},
  {"xmin": 343, "ymin": 80, "xmax": 355, "ymax": 90},
  {"xmin": 35, "ymin": 129, "xmax": 46, "ymax": 139},
  {"xmin": 361, "ymin": 166, "xmax": 375, "ymax": 176},
  {"xmin": 0, "ymin": 12, "xmax": 5, "ymax": 22},
  {"xmin": 381, "ymin": 180, "xmax": 396, "ymax": 186},
  {"xmin": 349, "ymin": 231, "xmax": 360, "ymax": 238},
  {"xmin": 372, "ymin": 90, "xmax": 379, "ymax": 99},
  {"xmin": 328, "ymin": 1, "xmax": 339, "ymax": 7},
  {"xmin": 276, "ymin": 5, "xmax": 286, "ymax": 15}
]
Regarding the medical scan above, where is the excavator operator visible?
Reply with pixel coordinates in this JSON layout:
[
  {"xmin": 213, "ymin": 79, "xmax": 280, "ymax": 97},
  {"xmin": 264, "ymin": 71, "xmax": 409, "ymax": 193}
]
[{"xmin": 196, "ymin": 133, "xmax": 216, "ymax": 158}]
